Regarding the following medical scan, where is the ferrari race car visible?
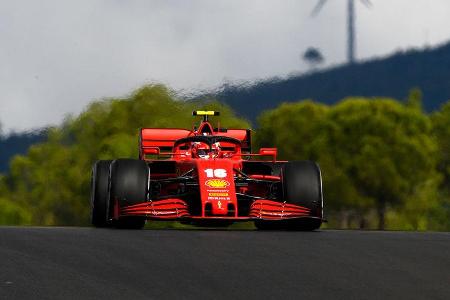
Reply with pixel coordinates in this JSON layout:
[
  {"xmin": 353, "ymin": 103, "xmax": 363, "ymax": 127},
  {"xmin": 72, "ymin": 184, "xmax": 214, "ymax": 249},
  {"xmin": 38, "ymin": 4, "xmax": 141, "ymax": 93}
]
[{"xmin": 90, "ymin": 111, "xmax": 324, "ymax": 230}]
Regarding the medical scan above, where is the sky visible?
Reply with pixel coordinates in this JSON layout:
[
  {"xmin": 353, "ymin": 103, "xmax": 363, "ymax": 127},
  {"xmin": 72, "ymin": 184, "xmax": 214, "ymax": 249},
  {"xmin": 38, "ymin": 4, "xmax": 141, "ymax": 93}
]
[{"xmin": 1, "ymin": 0, "xmax": 450, "ymax": 132}]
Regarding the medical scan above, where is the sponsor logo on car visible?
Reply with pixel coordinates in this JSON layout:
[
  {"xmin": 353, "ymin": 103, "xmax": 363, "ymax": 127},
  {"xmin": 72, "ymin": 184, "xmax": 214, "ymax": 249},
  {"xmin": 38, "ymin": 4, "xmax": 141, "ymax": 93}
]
[
  {"xmin": 208, "ymin": 192, "xmax": 229, "ymax": 197},
  {"xmin": 205, "ymin": 179, "xmax": 230, "ymax": 188}
]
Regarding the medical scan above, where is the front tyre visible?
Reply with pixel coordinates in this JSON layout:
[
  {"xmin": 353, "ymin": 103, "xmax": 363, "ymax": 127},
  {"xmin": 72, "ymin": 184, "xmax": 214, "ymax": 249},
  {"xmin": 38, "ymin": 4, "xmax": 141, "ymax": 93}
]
[
  {"xmin": 283, "ymin": 161, "xmax": 323, "ymax": 230},
  {"xmin": 254, "ymin": 161, "xmax": 323, "ymax": 231},
  {"xmin": 109, "ymin": 159, "xmax": 149, "ymax": 229},
  {"xmin": 90, "ymin": 160, "xmax": 112, "ymax": 227}
]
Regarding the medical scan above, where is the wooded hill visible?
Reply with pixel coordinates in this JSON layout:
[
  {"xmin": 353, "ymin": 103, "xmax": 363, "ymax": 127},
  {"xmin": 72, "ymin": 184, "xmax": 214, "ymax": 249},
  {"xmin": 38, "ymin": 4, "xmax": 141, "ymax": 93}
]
[
  {"xmin": 0, "ymin": 131, "xmax": 47, "ymax": 172},
  {"xmin": 0, "ymin": 85, "xmax": 448, "ymax": 230},
  {"xmin": 206, "ymin": 41, "xmax": 450, "ymax": 123},
  {"xmin": 3, "ymin": 41, "xmax": 450, "ymax": 172}
]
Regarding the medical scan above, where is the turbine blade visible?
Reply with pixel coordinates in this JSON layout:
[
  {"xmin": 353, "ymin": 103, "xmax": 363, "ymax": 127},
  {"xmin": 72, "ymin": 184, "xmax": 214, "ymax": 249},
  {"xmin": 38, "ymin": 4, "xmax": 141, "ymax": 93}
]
[
  {"xmin": 360, "ymin": 0, "xmax": 373, "ymax": 8},
  {"xmin": 311, "ymin": 0, "xmax": 328, "ymax": 17}
]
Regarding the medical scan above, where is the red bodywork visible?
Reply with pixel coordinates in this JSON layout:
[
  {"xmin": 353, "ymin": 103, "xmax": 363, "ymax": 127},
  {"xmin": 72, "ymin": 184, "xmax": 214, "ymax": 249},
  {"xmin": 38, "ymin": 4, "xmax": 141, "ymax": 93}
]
[{"xmin": 114, "ymin": 118, "xmax": 319, "ymax": 223}]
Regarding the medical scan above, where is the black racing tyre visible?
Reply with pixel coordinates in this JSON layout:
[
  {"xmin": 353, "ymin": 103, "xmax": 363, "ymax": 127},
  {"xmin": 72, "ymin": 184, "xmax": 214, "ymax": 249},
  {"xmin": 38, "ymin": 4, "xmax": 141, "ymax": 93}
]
[
  {"xmin": 109, "ymin": 159, "xmax": 149, "ymax": 229},
  {"xmin": 90, "ymin": 160, "xmax": 112, "ymax": 227},
  {"xmin": 282, "ymin": 160, "xmax": 323, "ymax": 230},
  {"xmin": 283, "ymin": 161, "xmax": 322, "ymax": 209},
  {"xmin": 255, "ymin": 161, "xmax": 323, "ymax": 231}
]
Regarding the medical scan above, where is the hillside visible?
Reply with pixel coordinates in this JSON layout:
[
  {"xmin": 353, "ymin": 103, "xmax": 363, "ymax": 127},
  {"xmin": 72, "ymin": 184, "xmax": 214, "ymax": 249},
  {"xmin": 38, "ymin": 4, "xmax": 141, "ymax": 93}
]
[
  {"xmin": 207, "ymin": 41, "xmax": 450, "ymax": 123},
  {"xmin": 2, "ymin": 42, "xmax": 450, "ymax": 172},
  {"xmin": 0, "ymin": 130, "xmax": 47, "ymax": 173}
]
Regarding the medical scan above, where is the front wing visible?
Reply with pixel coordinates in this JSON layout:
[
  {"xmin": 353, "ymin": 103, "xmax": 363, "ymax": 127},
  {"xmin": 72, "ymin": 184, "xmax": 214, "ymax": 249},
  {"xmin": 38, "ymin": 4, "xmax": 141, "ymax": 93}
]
[{"xmin": 115, "ymin": 198, "xmax": 313, "ymax": 221}]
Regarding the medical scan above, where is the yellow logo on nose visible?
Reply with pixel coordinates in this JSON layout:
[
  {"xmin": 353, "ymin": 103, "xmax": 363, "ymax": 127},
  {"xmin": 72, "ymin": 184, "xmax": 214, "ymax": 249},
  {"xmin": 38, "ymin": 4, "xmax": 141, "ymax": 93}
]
[{"xmin": 205, "ymin": 179, "xmax": 230, "ymax": 188}]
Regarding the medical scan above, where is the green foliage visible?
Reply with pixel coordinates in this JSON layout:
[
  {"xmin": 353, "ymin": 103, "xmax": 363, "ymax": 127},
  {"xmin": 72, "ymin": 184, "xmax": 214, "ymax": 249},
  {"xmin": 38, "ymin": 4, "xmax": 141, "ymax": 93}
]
[
  {"xmin": 256, "ymin": 100, "xmax": 329, "ymax": 160},
  {"xmin": 387, "ymin": 177, "xmax": 442, "ymax": 231},
  {"xmin": 431, "ymin": 101, "xmax": 450, "ymax": 191},
  {"xmin": 429, "ymin": 101, "xmax": 450, "ymax": 229},
  {"xmin": 1, "ymin": 84, "xmax": 249, "ymax": 226},
  {"xmin": 0, "ymin": 197, "xmax": 32, "ymax": 225},
  {"xmin": 0, "ymin": 83, "xmax": 448, "ymax": 231},
  {"xmin": 256, "ymin": 97, "xmax": 443, "ymax": 230},
  {"xmin": 406, "ymin": 87, "xmax": 423, "ymax": 111},
  {"xmin": 0, "ymin": 129, "xmax": 47, "ymax": 173},
  {"xmin": 0, "ymin": 176, "xmax": 32, "ymax": 225}
]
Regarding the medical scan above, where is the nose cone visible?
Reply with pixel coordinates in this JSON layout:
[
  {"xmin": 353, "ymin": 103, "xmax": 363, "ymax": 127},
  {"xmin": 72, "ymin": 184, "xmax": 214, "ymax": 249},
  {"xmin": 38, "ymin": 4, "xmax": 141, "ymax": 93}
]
[{"xmin": 196, "ymin": 159, "xmax": 237, "ymax": 217}]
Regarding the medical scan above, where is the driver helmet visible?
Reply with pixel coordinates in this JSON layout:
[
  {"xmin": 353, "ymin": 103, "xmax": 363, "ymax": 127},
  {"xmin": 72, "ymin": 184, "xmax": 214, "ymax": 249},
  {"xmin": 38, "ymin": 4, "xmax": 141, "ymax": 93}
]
[
  {"xmin": 191, "ymin": 142, "xmax": 210, "ymax": 159},
  {"xmin": 191, "ymin": 142, "xmax": 221, "ymax": 159},
  {"xmin": 210, "ymin": 142, "xmax": 221, "ymax": 158}
]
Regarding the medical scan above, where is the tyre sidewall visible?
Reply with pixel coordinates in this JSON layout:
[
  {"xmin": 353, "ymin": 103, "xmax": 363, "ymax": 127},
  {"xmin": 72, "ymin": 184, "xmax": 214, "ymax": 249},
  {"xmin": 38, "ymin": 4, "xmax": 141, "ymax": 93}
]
[
  {"xmin": 109, "ymin": 159, "xmax": 149, "ymax": 229},
  {"xmin": 282, "ymin": 160, "xmax": 322, "ymax": 213},
  {"xmin": 91, "ymin": 160, "xmax": 112, "ymax": 227}
]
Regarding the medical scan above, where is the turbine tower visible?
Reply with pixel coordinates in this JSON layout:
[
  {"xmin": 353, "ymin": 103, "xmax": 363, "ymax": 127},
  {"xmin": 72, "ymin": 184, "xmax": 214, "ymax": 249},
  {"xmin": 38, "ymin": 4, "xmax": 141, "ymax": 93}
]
[{"xmin": 311, "ymin": 0, "xmax": 372, "ymax": 64}]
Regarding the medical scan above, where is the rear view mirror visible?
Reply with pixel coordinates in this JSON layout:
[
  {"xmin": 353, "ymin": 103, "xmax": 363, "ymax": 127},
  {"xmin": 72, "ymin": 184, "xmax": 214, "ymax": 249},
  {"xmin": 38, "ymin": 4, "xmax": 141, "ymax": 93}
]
[
  {"xmin": 143, "ymin": 147, "xmax": 160, "ymax": 155},
  {"xmin": 259, "ymin": 148, "xmax": 277, "ymax": 158}
]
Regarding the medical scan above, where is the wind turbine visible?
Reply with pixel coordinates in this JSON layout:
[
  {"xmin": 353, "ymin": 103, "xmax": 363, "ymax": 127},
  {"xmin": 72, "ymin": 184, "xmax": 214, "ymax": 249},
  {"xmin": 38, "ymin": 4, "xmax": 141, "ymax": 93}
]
[{"xmin": 311, "ymin": 0, "xmax": 372, "ymax": 64}]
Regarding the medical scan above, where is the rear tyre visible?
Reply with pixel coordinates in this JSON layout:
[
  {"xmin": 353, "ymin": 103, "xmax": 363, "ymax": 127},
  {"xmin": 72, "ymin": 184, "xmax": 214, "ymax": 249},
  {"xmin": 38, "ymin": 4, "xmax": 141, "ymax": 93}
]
[
  {"xmin": 90, "ymin": 160, "xmax": 112, "ymax": 227},
  {"xmin": 109, "ymin": 159, "xmax": 149, "ymax": 229},
  {"xmin": 255, "ymin": 161, "xmax": 323, "ymax": 231}
]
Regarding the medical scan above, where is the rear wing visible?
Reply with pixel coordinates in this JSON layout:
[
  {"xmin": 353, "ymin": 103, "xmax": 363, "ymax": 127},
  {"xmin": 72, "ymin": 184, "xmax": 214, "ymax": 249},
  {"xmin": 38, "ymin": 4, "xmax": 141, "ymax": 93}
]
[
  {"xmin": 139, "ymin": 127, "xmax": 252, "ymax": 159},
  {"xmin": 139, "ymin": 128, "xmax": 191, "ymax": 159},
  {"xmin": 215, "ymin": 129, "xmax": 251, "ymax": 153}
]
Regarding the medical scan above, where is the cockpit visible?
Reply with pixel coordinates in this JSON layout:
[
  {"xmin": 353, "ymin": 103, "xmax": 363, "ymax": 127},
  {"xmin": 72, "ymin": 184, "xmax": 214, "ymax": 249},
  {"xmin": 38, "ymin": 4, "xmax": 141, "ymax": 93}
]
[{"xmin": 173, "ymin": 135, "xmax": 242, "ymax": 160}]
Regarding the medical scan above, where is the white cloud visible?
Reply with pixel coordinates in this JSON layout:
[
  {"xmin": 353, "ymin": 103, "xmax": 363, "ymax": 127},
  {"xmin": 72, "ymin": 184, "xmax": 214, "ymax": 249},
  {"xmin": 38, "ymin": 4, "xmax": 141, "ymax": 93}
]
[{"xmin": 0, "ymin": 0, "xmax": 449, "ymax": 131}]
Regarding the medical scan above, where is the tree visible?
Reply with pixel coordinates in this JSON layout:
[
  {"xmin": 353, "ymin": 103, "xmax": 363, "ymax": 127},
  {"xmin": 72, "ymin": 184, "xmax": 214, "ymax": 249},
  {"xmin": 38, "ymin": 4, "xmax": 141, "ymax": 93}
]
[
  {"xmin": 326, "ymin": 98, "xmax": 438, "ymax": 229},
  {"xmin": 2, "ymin": 84, "xmax": 249, "ymax": 225},
  {"xmin": 406, "ymin": 87, "xmax": 423, "ymax": 111},
  {"xmin": 431, "ymin": 101, "xmax": 450, "ymax": 192},
  {"xmin": 256, "ymin": 98, "xmax": 439, "ymax": 229},
  {"xmin": 429, "ymin": 101, "xmax": 450, "ymax": 230},
  {"xmin": 0, "ymin": 175, "xmax": 31, "ymax": 225},
  {"xmin": 256, "ymin": 100, "xmax": 368, "ymax": 227},
  {"xmin": 302, "ymin": 47, "xmax": 324, "ymax": 70},
  {"xmin": 255, "ymin": 100, "xmax": 328, "ymax": 160}
]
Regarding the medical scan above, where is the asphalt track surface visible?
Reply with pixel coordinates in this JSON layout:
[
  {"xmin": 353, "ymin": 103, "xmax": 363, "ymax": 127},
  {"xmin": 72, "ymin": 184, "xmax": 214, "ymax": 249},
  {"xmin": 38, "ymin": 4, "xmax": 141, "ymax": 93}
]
[{"xmin": 0, "ymin": 227, "xmax": 449, "ymax": 300}]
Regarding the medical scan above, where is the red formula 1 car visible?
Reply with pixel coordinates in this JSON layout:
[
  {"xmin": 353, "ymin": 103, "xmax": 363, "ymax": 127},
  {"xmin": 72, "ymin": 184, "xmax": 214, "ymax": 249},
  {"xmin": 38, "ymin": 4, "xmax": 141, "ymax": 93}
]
[{"xmin": 90, "ymin": 111, "xmax": 324, "ymax": 230}]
